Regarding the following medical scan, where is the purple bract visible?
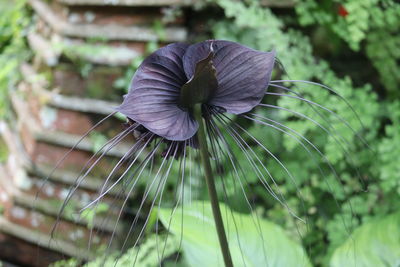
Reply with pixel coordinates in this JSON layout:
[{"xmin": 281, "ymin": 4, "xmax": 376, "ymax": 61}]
[{"xmin": 116, "ymin": 40, "xmax": 276, "ymax": 141}]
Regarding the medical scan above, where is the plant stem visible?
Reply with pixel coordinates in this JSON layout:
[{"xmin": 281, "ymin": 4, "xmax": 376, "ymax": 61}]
[{"xmin": 194, "ymin": 104, "xmax": 233, "ymax": 267}]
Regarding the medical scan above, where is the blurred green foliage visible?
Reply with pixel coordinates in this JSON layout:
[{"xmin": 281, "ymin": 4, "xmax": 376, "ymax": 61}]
[
  {"xmin": 205, "ymin": 0, "xmax": 400, "ymax": 265},
  {"xmin": 0, "ymin": 138, "xmax": 8, "ymax": 163},
  {"xmin": 330, "ymin": 211, "xmax": 400, "ymax": 267},
  {"xmin": 0, "ymin": 0, "xmax": 30, "ymax": 118},
  {"xmin": 296, "ymin": 0, "xmax": 400, "ymax": 96}
]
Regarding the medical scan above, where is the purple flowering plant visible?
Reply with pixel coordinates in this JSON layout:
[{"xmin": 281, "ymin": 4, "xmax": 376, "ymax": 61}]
[
  {"xmin": 115, "ymin": 40, "xmax": 275, "ymax": 265},
  {"xmin": 49, "ymin": 39, "xmax": 365, "ymax": 266}
]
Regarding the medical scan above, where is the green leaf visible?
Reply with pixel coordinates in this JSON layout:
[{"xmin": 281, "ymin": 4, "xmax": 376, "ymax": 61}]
[
  {"xmin": 159, "ymin": 201, "xmax": 312, "ymax": 267},
  {"xmin": 330, "ymin": 212, "xmax": 400, "ymax": 267}
]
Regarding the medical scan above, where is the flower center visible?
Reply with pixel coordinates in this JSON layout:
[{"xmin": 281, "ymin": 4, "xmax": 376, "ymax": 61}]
[{"xmin": 179, "ymin": 51, "xmax": 218, "ymax": 109}]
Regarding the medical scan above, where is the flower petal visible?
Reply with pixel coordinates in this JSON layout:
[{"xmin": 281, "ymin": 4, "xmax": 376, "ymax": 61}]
[
  {"xmin": 183, "ymin": 40, "xmax": 276, "ymax": 114},
  {"xmin": 116, "ymin": 43, "xmax": 198, "ymax": 141}
]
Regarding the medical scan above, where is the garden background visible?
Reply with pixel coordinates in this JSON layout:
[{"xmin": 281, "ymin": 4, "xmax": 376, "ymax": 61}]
[{"xmin": 0, "ymin": 0, "xmax": 399, "ymax": 266}]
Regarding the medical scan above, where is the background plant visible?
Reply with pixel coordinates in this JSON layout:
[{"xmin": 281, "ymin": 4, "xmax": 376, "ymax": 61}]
[
  {"xmin": 204, "ymin": 0, "xmax": 399, "ymax": 265},
  {"xmin": 0, "ymin": 0, "xmax": 30, "ymax": 119}
]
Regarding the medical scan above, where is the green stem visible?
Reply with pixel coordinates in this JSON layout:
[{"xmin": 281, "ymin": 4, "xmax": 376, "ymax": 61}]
[{"xmin": 194, "ymin": 104, "xmax": 233, "ymax": 267}]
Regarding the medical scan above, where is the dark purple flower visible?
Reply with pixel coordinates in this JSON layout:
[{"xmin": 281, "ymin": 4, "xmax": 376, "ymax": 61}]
[
  {"xmin": 116, "ymin": 40, "xmax": 276, "ymax": 141},
  {"xmin": 48, "ymin": 39, "xmax": 367, "ymax": 264}
]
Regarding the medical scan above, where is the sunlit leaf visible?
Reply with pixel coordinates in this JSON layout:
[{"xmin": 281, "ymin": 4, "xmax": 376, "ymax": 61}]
[
  {"xmin": 159, "ymin": 201, "xmax": 312, "ymax": 267},
  {"xmin": 330, "ymin": 212, "xmax": 400, "ymax": 267}
]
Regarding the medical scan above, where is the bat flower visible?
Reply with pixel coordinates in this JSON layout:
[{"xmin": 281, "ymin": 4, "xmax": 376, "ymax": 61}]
[
  {"xmin": 51, "ymin": 39, "xmax": 366, "ymax": 266},
  {"xmin": 116, "ymin": 40, "xmax": 276, "ymax": 141}
]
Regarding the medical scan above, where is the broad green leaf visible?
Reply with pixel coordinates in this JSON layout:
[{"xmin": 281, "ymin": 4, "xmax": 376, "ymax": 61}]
[
  {"xmin": 159, "ymin": 201, "xmax": 312, "ymax": 267},
  {"xmin": 330, "ymin": 212, "xmax": 400, "ymax": 267}
]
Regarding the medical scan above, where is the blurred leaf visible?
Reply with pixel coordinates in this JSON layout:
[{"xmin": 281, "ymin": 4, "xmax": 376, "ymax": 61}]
[
  {"xmin": 159, "ymin": 201, "xmax": 312, "ymax": 267},
  {"xmin": 0, "ymin": 0, "xmax": 30, "ymax": 118},
  {"xmin": 330, "ymin": 212, "xmax": 400, "ymax": 267}
]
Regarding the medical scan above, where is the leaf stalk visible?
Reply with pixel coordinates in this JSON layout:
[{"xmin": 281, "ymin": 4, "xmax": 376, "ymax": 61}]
[{"xmin": 194, "ymin": 104, "xmax": 233, "ymax": 267}]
